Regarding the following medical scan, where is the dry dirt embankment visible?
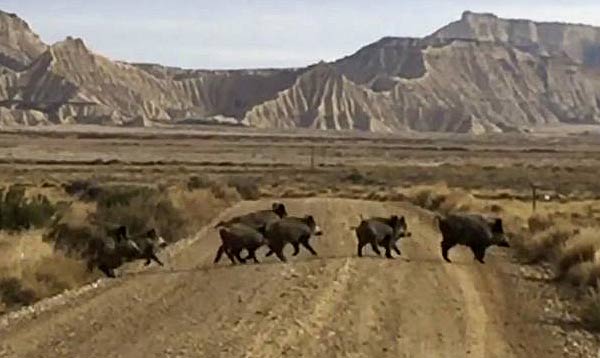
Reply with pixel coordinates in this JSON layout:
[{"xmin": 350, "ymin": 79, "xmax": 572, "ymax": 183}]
[{"xmin": 0, "ymin": 198, "xmax": 564, "ymax": 357}]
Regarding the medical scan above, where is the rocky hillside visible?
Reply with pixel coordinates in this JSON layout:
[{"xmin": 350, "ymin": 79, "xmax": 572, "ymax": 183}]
[
  {"xmin": 429, "ymin": 11, "xmax": 600, "ymax": 67},
  {"xmin": 0, "ymin": 10, "xmax": 46, "ymax": 72},
  {"xmin": 244, "ymin": 62, "xmax": 406, "ymax": 132},
  {"xmin": 1, "ymin": 10, "xmax": 600, "ymax": 133}
]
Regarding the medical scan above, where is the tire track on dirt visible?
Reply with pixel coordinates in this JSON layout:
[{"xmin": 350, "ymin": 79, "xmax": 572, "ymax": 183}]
[
  {"xmin": 0, "ymin": 201, "xmax": 269, "ymax": 357},
  {"xmin": 0, "ymin": 198, "xmax": 565, "ymax": 358}
]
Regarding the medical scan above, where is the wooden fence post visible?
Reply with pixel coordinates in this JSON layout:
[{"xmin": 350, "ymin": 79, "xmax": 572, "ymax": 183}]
[{"xmin": 531, "ymin": 183, "xmax": 538, "ymax": 212}]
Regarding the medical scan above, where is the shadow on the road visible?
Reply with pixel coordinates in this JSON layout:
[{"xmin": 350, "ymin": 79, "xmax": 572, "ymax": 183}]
[
  {"xmin": 120, "ymin": 252, "xmax": 537, "ymax": 281},
  {"xmin": 122, "ymin": 253, "xmax": 422, "ymax": 278}
]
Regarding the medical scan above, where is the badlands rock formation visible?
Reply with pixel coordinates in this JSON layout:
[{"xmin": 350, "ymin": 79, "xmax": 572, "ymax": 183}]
[
  {"xmin": 1, "ymin": 9, "xmax": 600, "ymax": 133},
  {"xmin": 0, "ymin": 10, "xmax": 46, "ymax": 72}
]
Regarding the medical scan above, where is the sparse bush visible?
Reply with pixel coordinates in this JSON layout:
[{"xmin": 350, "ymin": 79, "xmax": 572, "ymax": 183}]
[
  {"xmin": 564, "ymin": 262, "xmax": 595, "ymax": 287},
  {"xmin": 0, "ymin": 277, "xmax": 37, "ymax": 310},
  {"xmin": 26, "ymin": 255, "xmax": 91, "ymax": 298},
  {"xmin": 44, "ymin": 185, "xmax": 188, "ymax": 256},
  {"xmin": 345, "ymin": 170, "xmax": 367, "ymax": 184},
  {"xmin": 63, "ymin": 179, "xmax": 102, "ymax": 200},
  {"xmin": 44, "ymin": 223, "xmax": 98, "ymax": 256},
  {"xmin": 528, "ymin": 214, "xmax": 553, "ymax": 233},
  {"xmin": 438, "ymin": 190, "xmax": 474, "ymax": 214},
  {"xmin": 95, "ymin": 185, "xmax": 156, "ymax": 209},
  {"xmin": 582, "ymin": 287, "xmax": 600, "ymax": 331},
  {"xmin": 0, "ymin": 185, "xmax": 57, "ymax": 232},
  {"xmin": 557, "ymin": 228, "xmax": 600, "ymax": 278},
  {"xmin": 343, "ymin": 169, "xmax": 380, "ymax": 186},
  {"xmin": 489, "ymin": 204, "xmax": 504, "ymax": 213},
  {"xmin": 93, "ymin": 185, "xmax": 185, "ymax": 243},
  {"xmin": 169, "ymin": 188, "xmax": 233, "ymax": 236},
  {"xmin": 411, "ymin": 189, "xmax": 446, "ymax": 212},
  {"xmin": 0, "ymin": 235, "xmax": 92, "ymax": 314},
  {"xmin": 187, "ymin": 175, "xmax": 215, "ymax": 191},
  {"xmin": 209, "ymin": 182, "xmax": 242, "ymax": 203},
  {"xmin": 46, "ymin": 182, "xmax": 238, "ymax": 256},
  {"xmin": 227, "ymin": 177, "xmax": 260, "ymax": 200},
  {"xmin": 521, "ymin": 226, "xmax": 576, "ymax": 264}
]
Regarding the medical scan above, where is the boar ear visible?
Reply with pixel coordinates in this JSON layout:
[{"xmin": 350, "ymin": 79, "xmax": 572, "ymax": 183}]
[
  {"xmin": 491, "ymin": 218, "xmax": 503, "ymax": 233},
  {"xmin": 117, "ymin": 225, "xmax": 128, "ymax": 240}
]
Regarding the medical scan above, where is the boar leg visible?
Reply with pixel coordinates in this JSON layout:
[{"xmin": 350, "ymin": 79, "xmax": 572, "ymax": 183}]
[
  {"xmin": 441, "ymin": 240, "xmax": 454, "ymax": 263},
  {"xmin": 300, "ymin": 237, "xmax": 317, "ymax": 256}
]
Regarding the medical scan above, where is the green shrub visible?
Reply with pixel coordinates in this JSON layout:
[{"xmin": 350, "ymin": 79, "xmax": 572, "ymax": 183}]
[
  {"xmin": 0, "ymin": 277, "xmax": 37, "ymax": 309},
  {"xmin": 343, "ymin": 169, "xmax": 380, "ymax": 186},
  {"xmin": 0, "ymin": 185, "xmax": 57, "ymax": 231},
  {"xmin": 63, "ymin": 179, "xmax": 101, "ymax": 200},
  {"xmin": 95, "ymin": 185, "xmax": 156, "ymax": 209},
  {"xmin": 411, "ymin": 189, "xmax": 446, "ymax": 212},
  {"xmin": 227, "ymin": 177, "xmax": 260, "ymax": 200},
  {"xmin": 93, "ymin": 185, "xmax": 186, "ymax": 243},
  {"xmin": 187, "ymin": 175, "xmax": 215, "ymax": 191},
  {"xmin": 582, "ymin": 287, "xmax": 600, "ymax": 331}
]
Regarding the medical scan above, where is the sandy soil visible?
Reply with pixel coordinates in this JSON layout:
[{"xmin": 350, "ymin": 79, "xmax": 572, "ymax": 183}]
[{"xmin": 0, "ymin": 198, "xmax": 564, "ymax": 357}]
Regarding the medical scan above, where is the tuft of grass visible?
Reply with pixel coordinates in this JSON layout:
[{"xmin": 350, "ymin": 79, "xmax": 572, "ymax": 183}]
[
  {"xmin": 410, "ymin": 189, "xmax": 447, "ymax": 212},
  {"xmin": 557, "ymin": 228, "xmax": 600, "ymax": 279},
  {"xmin": 0, "ymin": 185, "xmax": 57, "ymax": 232},
  {"xmin": 63, "ymin": 179, "xmax": 102, "ymax": 200},
  {"xmin": 521, "ymin": 226, "xmax": 577, "ymax": 264},
  {"xmin": 582, "ymin": 287, "xmax": 600, "ymax": 331},
  {"xmin": 187, "ymin": 175, "xmax": 215, "ymax": 191},
  {"xmin": 528, "ymin": 213, "xmax": 554, "ymax": 234},
  {"xmin": 1, "ymin": 180, "xmax": 240, "ymax": 313},
  {"xmin": 92, "ymin": 185, "xmax": 185, "ymax": 243},
  {"xmin": 23, "ymin": 254, "xmax": 92, "ymax": 299},
  {"xmin": 0, "ymin": 278, "xmax": 37, "ymax": 311},
  {"xmin": 0, "ymin": 231, "xmax": 93, "ymax": 314},
  {"xmin": 169, "ymin": 187, "xmax": 233, "ymax": 236},
  {"xmin": 227, "ymin": 177, "xmax": 260, "ymax": 200}
]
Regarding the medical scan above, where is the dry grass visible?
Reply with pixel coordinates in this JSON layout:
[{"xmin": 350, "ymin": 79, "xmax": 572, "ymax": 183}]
[
  {"xmin": 528, "ymin": 213, "xmax": 555, "ymax": 233},
  {"xmin": 582, "ymin": 287, "xmax": 600, "ymax": 331},
  {"xmin": 0, "ymin": 231, "xmax": 92, "ymax": 313},
  {"xmin": 168, "ymin": 186, "xmax": 237, "ymax": 236},
  {"xmin": 0, "ymin": 180, "xmax": 242, "ymax": 313},
  {"xmin": 3, "ymin": 128, "xmax": 600, "ymax": 328},
  {"xmin": 557, "ymin": 228, "xmax": 600, "ymax": 279},
  {"xmin": 520, "ymin": 226, "xmax": 578, "ymax": 264}
]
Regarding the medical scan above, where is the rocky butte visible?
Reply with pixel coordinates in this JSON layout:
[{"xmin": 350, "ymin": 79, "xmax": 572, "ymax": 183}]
[{"xmin": 0, "ymin": 10, "xmax": 599, "ymax": 133}]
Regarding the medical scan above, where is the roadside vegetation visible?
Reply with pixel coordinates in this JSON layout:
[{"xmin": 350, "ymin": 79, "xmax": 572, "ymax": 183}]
[
  {"xmin": 392, "ymin": 182, "xmax": 600, "ymax": 332},
  {"xmin": 262, "ymin": 172, "xmax": 600, "ymax": 332},
  {"xmin": 0, "ymin": 175, "xmax": 244, "ymax": 314},
  {"xmin": 3, "ymin": 163, "xmax": 600, "ymax": 333}
]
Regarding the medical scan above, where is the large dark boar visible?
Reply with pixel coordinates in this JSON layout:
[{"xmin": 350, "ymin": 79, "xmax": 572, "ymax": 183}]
[
  {"xmin": 214, "ymin": 223, "xmax": 267, "ymax": 265},
  {"xmin": 86, "ymin": 226, "xmax": 142, "ymax": 278},
  {"xmin": 214, "ymin": 202, "xmax": 287, "ymax": 230},
  {"xmin": 437, "ymin": 213, "xmax": 510, "ymax": 264},
  {"xmin": 355, "ymin": 215, "xmax": 409, "ymax": 259},
  {"xmin": 264, "ymin": 215, "xmax": 323, "ymax": 263},
  {"xmin": 125, "ymin": 228, "xmax": 168, "ymax": 267}
]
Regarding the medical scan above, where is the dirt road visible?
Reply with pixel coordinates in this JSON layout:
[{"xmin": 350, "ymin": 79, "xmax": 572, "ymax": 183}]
[{"xmin": 0, "ymin": 198, "xmax": 564, "ymax": 357}]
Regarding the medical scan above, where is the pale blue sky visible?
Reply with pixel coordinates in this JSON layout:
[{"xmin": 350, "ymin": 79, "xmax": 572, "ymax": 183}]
[{"xmin": 2, "ymin": 0, "xmax": 600, "ymax": 69}]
